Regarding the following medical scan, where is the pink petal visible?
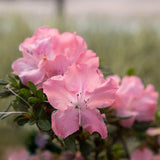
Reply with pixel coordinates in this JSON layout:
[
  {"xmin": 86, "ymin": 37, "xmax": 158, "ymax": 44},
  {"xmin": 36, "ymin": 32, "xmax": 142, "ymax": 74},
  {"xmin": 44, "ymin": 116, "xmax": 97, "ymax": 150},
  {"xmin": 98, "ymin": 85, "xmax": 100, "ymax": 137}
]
[
  {"xmin": 12, "ymin": 57, "xmax": 38, "ymax": 75},
  {"xmin": 81, "ymin": 108, "xmax": 107, "ymax": 139},
  {"xmin": 117, "ymin": 76, "xmax": 144, "ymax": 97},
  {"xmin": 12, "ymin": 57, "xmax": 45, "ymax": 85},
  {"xmin": 33, "ymin": 26, "xmax": 59, "ymax": 38},
  {"xmin": 119, "ymin": 113, "xmax": 137, "ymax": 127},
  {"xmin": 154, "ymin": 155, "xmax": 160, "ymax": 160},
  {"xmin": 76, "ymin": 50, "xmax": 99, "ymax": 68},
  {"xmin": 107, "ymin": 75, "xmax": 121, "ymax": 85},
  {"xmin": 8, "ymin": 149, "xmax": 29, "ymax": 160},
  {"xmin": 114, "ymin": 96, "xmax": 137, "ymax": 127},
  {"xmin": 86, "ymin": 78, "xmax": 118, "ymax": 109},
  {"xmin": 64, "ymin": 65, "xmax": 102, "ymax": 92},
  {"xmin": 38, "ymin": 55, "xmax": 69, "ymax": 79},
  {"xmin": 29, "ymin": 156, "xmax": 40, "ymax": 160},
  {"xmin": 58, "ymin": 32, "xmax": 87, "ymax": 58},
  {"xmin": 43, "ymin": 76, "xmax": 75, "ymax": 111},
  {"xmin": 41, "ymin": 151, "xmax": 52, "ymax": 160},
  {"xmin": 133, "ymin": 86, "xmax": 158, "ymax": 122},
  {"xmin": 20, "ymin": 68, "xmax": 45, "ymax": 86},
  {"xmin": 131, "ymin": 148, "xmax": 153, "ymax": 160},
  {"xmin": 51, "ymin": 55, "xmax": 70, "ymax": 75},
  {"xmin": 147, "ymin": 128, "xmax": 160, "ymax": 136},
  {"xmin": 52, "ymin": 109, "xmax": 79, "ymax": 138}
]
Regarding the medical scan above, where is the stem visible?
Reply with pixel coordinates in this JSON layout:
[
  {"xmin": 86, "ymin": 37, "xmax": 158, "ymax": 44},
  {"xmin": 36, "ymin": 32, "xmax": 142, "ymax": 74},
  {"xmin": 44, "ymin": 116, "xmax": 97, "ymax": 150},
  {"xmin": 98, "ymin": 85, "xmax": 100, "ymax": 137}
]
[
  {"xmin": 7, "ymin": 86, "xmax": 31, "ymax": 108},
  {"xmin": 121, "ymin": 136, "xmax": 130, "ymax": 159},
  {"xmin": 106, "ymin": 145, "xmax": 113, "ymax": 160},
  {"xmin": 95, "ymin": 151, "xmax": 98, "ymax": 160},
  {"xmin": 55, "ymin": 136, "xmax": 64, "ymax": 148}
]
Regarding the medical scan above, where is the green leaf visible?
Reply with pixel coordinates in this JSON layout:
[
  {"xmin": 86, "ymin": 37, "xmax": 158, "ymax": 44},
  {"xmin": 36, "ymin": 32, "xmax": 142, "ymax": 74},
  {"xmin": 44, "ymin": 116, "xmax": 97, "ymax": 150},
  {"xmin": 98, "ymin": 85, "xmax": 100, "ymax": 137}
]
[
  {"xmin": 0, "ymin": 111, "xmax": 26, "ymax": 119},
  {"xmin": 126, "ymin": 68, "xmax": 135, "ymax": 76},
  {"xmin": 28, "ymin": 97, "xmax": 42, "ymax": 104},
  {"xmin": 155, "ymin": 111, "xmax": 160, "ymax": 121},
  {"xmin": 37, "ymin": 119, "xmax": 51, "ymax": 131},
  {"xmin": 28, "ymin": 81, "xmax": 37, "ymax": 95},
  {"xmin": 112, "ymin": 143, "xmax": 124, "ymax": 159},
  {"xmin": 25, "ymin": 132, "xmax": 37, "ymax": 154},
  {"xmin": 28, "ymin": 119, "xmax": 36, "ymax": 125},
  {"xmin": 0, "ymin": 80, "xmax": 8, "ymax": 85},
  {"xmin": 0, "ymin": 90, "xmax": 11, "ymax": 98},
  {"xmin": 0, "ymin": 103, "xmax": 12, "ymax": 118},
  {"xmin": 46, "ymin": 143, "xmax": 61, "ymax": 154},
  {"xmin": 80, "ymin": 141, "xmax": 93, "ymax": 158},
  {"xmin": 133, "ymin": 121, "xmax": 151, "ymax": 132},
  {"xmin": 12, "ymin": 101, "xmax": 28, "ymax": 112},
  {"xmin": 117, "ymin": 115, "xmax": 133, "ymax": 119},
  {"xmin": 64, "ymin": 136, "xmax": 76, "ymax": 153},
  {"xmin": 15, "ymin": 115, "xmax": 29, "ymax": 126},
  {"xmin": 19, "ymin": 88, "xmax": 31, "ymax": 99},
  {"xmin": 35, "ymin": 90, "xmax": 45, "ymax": 100},
  {"xmin": 8, "ymin": 75, "xmax": 20, "ymax": 88}
]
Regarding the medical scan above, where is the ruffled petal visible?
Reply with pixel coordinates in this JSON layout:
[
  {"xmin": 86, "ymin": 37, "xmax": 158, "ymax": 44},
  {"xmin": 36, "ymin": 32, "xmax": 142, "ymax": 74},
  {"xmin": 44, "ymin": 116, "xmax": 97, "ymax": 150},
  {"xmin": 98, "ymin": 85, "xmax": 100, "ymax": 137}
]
[
  {"xmin": 12, "ymin": 57, "xmax": 45, "ymax": 85},
  {"xmin": 64, "ymin": 65, "xmax": 102, "ymax": 92},
  {"xmin": 133, "ymin": 85, "xmax": 158, "ymax": 122},
  {"xmin": 81, "ymin": 108, "xmax": 107, "ymax": 139},
  {"xmin": 52, "ymin": 109, "xmax": 79, "ymax": 138},
  {"xmin": 117, "ymin": 76, "xmax": 144, "ymax": 97},
  {"xmin": 43, "ymin": 76, "xmax": 75, "ymax": 111},
  {"xmin": 86, "ymin": 78, "xmax": 118, "ymax": 109},
  {"xmin": 131, "ymin": 148, "xmax": 153, "ymax": 160},
  {"xmin": 76, "ymin": 50, "xmax": 99, "ymax": 68}
]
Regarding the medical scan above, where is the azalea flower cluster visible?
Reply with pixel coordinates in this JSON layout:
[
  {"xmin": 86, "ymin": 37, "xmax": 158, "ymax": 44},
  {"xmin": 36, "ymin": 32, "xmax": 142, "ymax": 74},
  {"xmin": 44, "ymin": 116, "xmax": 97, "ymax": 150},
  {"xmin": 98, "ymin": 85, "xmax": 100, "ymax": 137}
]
[
  {"xmin": 12, "ymin": 26, "xmax": 118, "ymax": 139},
  {"xmin": 7, "ymin": 149, "xmax": 83, "ymax": 160},
  {"xmin": 0, "ymin": 26, "xmax": 159, "ymax": 159},
  {"xmin": 11, "ymin": 26, "xmax": 158, "ymax": 139}
]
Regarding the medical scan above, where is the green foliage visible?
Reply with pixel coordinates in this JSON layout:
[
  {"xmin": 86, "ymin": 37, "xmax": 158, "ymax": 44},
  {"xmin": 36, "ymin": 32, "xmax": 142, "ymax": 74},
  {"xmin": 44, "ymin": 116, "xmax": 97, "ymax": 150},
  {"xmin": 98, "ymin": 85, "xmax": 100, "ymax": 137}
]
[
  {"xmin": 127, "ymin": 68, "xmax": 136, "ymax": 76},
  {"xmin": 64, "ymin": 136, "xmax": 76, "ymax": 153},
  {"xmin": 14, "ymin": 115, "xmax": 29, "ymax": 126},
  {"xmin": 112, "ymin": 143, "xmax": 124, "ymax": 159},
  {"xmin": 37, "ymin": 120, "xmax": 51, "ymax": 131},
  {"xmin": 79, "ymin": 140, "xmax": 93, "ymax": 158}
]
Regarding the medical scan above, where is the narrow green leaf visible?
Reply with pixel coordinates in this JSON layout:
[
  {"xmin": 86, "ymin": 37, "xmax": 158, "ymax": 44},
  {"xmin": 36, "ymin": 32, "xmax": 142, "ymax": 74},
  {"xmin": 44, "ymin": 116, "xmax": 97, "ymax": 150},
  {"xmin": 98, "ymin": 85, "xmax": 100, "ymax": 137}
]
[
  {"xmin": 0, "ymin": 103, "xmax": 12, "ymax": 118},
  {"xmin": 28, "ymin": 97, "xmax": 42, "ymax": 104},
  {"xmin": 15, "ymin": 115, "xmax": 29, "ymax": 126},
  {"xmin": 12, "ymin": 101, "xmax": 28, "ymax": 112},
  {"xmin": 0, "ymin": 91, "xmax": 11, "ymax": 98},
  {"xmin": 35, "ymin": 90, "xmax": 45, "ymax": 100},
  {"xmin": 0, "ymin": 111, "xmax": 27, "ymax": 119},
  {"xmin": 28, "ymin": 81, "xmax": 37, "ymax": 95},
  {"xmin": 117, "ymin": 115, "xmax": 133, "ymax": 119},
  {"xmin": 0, "ymin": 80, "xmax": 8, "ymax": 85},
  {"xmin": 19, "ymin": 88, "xmax": 31, "ymax": 99}
]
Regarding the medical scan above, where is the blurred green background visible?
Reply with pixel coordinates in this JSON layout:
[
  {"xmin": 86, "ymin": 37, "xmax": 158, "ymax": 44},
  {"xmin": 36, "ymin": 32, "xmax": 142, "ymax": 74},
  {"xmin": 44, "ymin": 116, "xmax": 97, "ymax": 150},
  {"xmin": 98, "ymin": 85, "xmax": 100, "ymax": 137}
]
[{"xmin": 0, "ymin": 0, "xmax": 160, "ymax": 159}]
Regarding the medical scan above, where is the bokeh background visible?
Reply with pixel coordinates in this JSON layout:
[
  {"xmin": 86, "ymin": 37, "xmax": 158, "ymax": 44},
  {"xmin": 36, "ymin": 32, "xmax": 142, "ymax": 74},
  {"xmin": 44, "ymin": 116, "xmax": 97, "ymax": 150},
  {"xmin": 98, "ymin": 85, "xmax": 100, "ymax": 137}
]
[{"xmin": 0, "ymin": 0, "xmax": 160, "ymax": 159}]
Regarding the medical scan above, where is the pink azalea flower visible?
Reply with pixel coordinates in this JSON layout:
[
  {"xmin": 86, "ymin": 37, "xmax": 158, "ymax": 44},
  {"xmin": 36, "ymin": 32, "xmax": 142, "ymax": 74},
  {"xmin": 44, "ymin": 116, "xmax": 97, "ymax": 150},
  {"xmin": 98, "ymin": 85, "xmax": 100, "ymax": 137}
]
[
  {"xmin": 12, "ymin": 26, "xmax": 99, "ymax": 86},
  {"xmin": 41, "ymin": 151, "xmax": 52, "ymax": 160},
  {"xmin": 43, "ymin": 65, "xmax": 117, "ymax": 138},
  {"xmin": 131, "ymin": 148, "xmax": 154, "ymax": 160},
  {"xmin": 147, "ymin": 128, "xmax": 160, "ymax": 136},
  {"xmin": 154, "ymin": 155, "xmax": 160, "ymax": 160},
  {"xmin": 109, "ymin": 75, "xmax": 158, "ymax": 127},
  {"xmin": 29, "ymin": 156, "xmax": 40, "ymax": 160},
  {"xmin": 8, "ymin": 149, "xmax": 29, "ymax": 160}
]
